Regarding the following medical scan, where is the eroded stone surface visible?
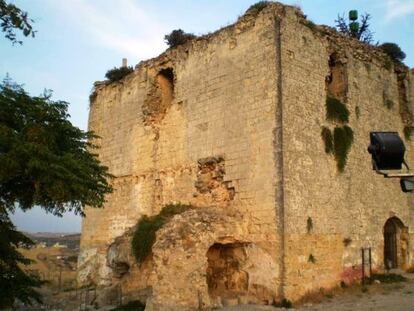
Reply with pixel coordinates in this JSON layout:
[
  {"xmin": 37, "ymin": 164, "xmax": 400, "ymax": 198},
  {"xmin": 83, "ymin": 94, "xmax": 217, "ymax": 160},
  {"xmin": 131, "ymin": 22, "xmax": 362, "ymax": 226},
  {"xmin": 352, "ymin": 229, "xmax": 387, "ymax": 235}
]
[{"xmin": 79, "ymin": 2, "xmax": 414, "ymax": 310}]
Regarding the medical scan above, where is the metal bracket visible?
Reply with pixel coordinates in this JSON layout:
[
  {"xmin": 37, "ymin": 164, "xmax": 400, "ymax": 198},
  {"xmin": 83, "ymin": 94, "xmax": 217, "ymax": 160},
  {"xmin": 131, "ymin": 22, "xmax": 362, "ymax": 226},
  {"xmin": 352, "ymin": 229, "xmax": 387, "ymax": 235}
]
[{"xmin": 373, "ymin": 160, "xmax": 414, "ymax": 178}]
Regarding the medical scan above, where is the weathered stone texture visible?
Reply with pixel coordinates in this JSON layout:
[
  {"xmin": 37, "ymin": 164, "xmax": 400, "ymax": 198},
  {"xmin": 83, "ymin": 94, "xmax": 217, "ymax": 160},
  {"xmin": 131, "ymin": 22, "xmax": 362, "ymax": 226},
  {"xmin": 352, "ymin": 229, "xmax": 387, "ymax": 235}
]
[{"xmin": 79, "ymin": 2, "xmax": 414, "ymax": 309}]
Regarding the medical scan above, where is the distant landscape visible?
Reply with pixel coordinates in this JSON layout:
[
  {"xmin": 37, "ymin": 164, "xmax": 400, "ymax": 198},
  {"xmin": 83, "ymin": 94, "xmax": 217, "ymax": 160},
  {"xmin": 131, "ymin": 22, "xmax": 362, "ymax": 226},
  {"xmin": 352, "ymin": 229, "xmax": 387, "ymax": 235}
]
[{"xmin": 25, "ymin": 232, "xmax": 81, "ymax": 250}]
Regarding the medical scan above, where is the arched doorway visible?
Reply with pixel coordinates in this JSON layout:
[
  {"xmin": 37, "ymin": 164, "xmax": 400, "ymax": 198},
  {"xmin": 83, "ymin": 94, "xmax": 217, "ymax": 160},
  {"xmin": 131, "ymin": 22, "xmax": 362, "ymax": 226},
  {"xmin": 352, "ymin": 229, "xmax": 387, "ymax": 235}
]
[{"xmin": 383, "ymin": 217, "xmax": 409, "ymax": 269}]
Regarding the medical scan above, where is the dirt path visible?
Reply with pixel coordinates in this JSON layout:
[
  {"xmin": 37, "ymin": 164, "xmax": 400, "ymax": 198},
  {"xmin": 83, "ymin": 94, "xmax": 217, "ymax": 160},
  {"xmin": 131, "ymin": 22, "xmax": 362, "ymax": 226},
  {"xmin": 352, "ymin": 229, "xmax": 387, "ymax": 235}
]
[{"xmin": 222, "ymin": 273, "xmax": 414, "ymax": 311}]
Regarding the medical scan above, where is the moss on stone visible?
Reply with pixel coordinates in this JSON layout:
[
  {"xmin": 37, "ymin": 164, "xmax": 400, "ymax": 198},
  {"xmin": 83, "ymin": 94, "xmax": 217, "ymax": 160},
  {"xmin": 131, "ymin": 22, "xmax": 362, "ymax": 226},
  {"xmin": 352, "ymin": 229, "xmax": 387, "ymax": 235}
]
[
  {"xmin": 333, "ymin": 125, "xmax": 354, "ymax": 172},
  {"xmin": 326, "ymin": 96, "xmax": 349, "ymax": 123},
  {"xmin": 131, "ymin": 203, "xmax": 192, "ymax": 263}
]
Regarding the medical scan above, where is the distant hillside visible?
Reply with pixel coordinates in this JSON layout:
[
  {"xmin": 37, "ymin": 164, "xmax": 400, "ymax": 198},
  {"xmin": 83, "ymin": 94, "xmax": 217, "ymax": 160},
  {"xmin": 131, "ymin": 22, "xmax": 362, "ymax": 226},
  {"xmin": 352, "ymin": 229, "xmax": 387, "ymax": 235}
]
[{"xmin": 25, "ymin": 232, "xmax": 81, "ymax": 250}]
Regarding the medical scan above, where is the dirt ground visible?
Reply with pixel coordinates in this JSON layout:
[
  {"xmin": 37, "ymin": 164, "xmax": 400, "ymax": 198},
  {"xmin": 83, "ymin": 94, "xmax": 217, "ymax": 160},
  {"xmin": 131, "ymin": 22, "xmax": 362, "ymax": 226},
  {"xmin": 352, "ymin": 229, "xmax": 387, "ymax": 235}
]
[{"xmin": 222, "ymin": 272, "xmax": 414, "ymax": 311}]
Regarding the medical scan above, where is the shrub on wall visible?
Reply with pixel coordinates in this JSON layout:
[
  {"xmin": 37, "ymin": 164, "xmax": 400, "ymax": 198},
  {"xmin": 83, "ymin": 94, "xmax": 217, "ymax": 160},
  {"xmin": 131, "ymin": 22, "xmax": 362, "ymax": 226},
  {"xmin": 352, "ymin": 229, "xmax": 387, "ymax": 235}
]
[
  {"xmin": 245, "ymin": 1, "xmax": 271, "ymax": 16},
  {"xmin": 164, "ymin": 29, "xmax": 196, "ymax": 48},
  {"xmin": 333, "ymin": 126, "xmax": 354, "ymax": 172},
  {"xmin": 379, "ymin": 42, "xmax": 406, "ymax": 63},
  {"xmin": 326, "ymin": 96, "xmax": 349, "ymax": 123},
  {"xmin": 105, "ymin": 66, "xmax": 133, "ymax": 83},
  {"xmin": 131, "ymin": 203, "xmax": 192, "ymax": 263},
  {"xmin": 321, "ymin": 127, "xmax": 334, "ymax": 154}
]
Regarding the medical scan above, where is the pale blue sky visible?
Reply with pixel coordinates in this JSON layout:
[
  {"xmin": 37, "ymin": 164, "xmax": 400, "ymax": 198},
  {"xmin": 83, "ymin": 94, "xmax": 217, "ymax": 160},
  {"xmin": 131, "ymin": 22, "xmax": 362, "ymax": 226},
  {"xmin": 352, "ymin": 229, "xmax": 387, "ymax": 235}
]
[{"xmin": 2, "ymin": 0, "xmax": 413, "ymax": 233}]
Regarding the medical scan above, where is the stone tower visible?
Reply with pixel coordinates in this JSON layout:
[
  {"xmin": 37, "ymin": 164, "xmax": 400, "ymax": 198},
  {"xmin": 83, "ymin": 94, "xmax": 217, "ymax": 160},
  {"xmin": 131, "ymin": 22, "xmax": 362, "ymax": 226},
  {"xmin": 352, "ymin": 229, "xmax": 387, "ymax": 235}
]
[{"xmin": 78, "ymin": 2, "xmax": 414, "ymax": 310}]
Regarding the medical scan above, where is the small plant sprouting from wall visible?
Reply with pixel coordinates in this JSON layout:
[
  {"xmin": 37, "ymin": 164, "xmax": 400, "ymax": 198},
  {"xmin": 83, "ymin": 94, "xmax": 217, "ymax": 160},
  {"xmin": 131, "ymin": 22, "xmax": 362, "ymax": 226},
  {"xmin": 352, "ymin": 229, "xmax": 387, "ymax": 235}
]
[
  {"xmin": 343, "ymin": 237, "xmax": 352, "ymax": 247},
  {"xmin": 306, "ymin": 217, "xmax": 313, "ymax": 234},
  {"xmin": 404, "ymin": 126, "xmax": 413, "ymax": 141},
  {"xmin": 333, "ymin": 126, "xmax": 354, "ymax": 172},
  {"xmin": 326, "ymin": 96, "xmax": 350, "ymax": 123},
  {"xmin": 384, "ymin": 99, "xmax": 394, "ymax": 110},
  {"xmin": 321, "ymin": 127, "xmax": 334, "ymax": 154},
  {"xmin": 131, "ymin": 203, "xmax": 192, "ymax": 263},
  {"xmin": 303, "ymin": 19, "xmax": 317, "ymax": 31},
  {"xmin": 89, "ymin": 88, "xmax": 97, "ymax": 105},
  {"xmin": 355, "ymin": 106, "xmax": 360, "ymax": 119},
  {"xmin": 308, "ymin": 254, "xmax": 316, "ymax": 264}
]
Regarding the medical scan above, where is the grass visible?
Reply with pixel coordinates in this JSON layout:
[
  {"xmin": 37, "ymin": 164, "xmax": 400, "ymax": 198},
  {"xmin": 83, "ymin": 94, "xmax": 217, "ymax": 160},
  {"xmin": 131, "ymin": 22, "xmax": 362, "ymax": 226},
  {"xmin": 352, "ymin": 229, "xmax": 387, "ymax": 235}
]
[
  {"xmin": 326, "ymin": 96, "xmax": 350, "ymax": 123},
  {"xmin": 111, "ymin": 300, "xmax": 145, "ymax": 311},
  {"xmin": 321, "ymin": 127, "xmax": 334, "ymax": 154},
  {"xmin": 333, "ymin": 125, "xmax": 354, "ymax": 172},
  {"xmin": 131, "ymin": 203, "xmax": 191, "ymax": 263},
  {"xmin": 370, "ymin": 273, "xmax": 407, "ymax": 284},
  {"xmin": 273, "ymin": 298, "xmax": 292, "ymax": 308}
]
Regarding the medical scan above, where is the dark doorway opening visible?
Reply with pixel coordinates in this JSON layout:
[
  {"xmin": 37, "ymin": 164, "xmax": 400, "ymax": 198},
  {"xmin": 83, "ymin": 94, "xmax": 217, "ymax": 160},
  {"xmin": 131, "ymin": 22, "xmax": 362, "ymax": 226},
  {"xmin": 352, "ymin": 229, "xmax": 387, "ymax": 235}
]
[{"xmin": 384, "ymin": 217, "xmax": 409, "ymax": 269}]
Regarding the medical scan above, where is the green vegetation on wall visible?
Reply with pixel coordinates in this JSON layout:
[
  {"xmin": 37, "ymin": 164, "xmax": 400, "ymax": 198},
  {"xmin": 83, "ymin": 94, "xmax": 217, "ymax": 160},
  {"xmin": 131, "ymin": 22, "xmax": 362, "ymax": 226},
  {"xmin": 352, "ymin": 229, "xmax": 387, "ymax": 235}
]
[
  {"xmin": 355, "ymin": 106, "xmax": 360, "ymax": 119},
  {"xmin": 164, "ymin": 29, "xmax": 196, "ymax": 48},
  {"xmin": 384, "ymin": 99, "xmax": 394, "ymax": 110},
  {"xmin": 333, "ymin": 126, "xmax": 354, "ymax": 172},
  {"xmin": 326, "ymin": 96, "xmax": 350, "ymax": 123},
  {"xmin": 321, "ymin": 127, "xmax": 334, "ymax": 154},
  {"xmin": 306, "ymin": 217, "xmax": 313, "ymax": 233},
  {"xmin": 111, "ymin": 300, "xmax": 145, "ymax": 311},
  {"xmin": 245, "ymin": 1, "xmax": 271, "ymax": 16},
  {"xmin": 105, "ymin": 66, "xmax": 133, "ymax": 83},
  {"xmin": 404, "ymin": 126, "xmax": 413, "ymax": 141},
  {"xmin": 131, "ymin": 203, "xmax": 191, "ymax": 263},
  {"xmin": 308, "ymin": 254, "xmax": 316, "ymax": 264}
]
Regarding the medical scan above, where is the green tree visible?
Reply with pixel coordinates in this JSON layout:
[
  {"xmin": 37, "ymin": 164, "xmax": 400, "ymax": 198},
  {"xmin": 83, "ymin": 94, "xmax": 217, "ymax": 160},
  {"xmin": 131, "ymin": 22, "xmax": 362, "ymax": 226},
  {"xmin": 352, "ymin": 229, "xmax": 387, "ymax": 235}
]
[
  {"xmin": 0, "ymin": 79, "xmax": 113, "ymax": 307},
  {"xmin": 164, "ymin": 29, "xmax": 196, "ymax": 48},
  {"xmin": 0, "ymin": 0, "xmax": 35, "ymax": 44},
  {"xmin": 0, "ymin": 214, "xmax": 44, "ymax": 309},
  {"xmin": 335, "ymin": 12, "xmax": 374, "ymax": 44}
]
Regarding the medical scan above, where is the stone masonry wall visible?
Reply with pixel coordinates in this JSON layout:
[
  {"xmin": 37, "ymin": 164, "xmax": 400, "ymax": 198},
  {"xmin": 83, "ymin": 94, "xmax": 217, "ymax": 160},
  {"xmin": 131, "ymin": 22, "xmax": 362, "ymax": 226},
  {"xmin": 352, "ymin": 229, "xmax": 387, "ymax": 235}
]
[
  {"xmin": 79, "ymin": 6, "xmax": 283, "ymax": 310},
  {"xmin": 280, "ymin": 7, "xmax": 414, "ymax": 300},
  {"xmin": 79, "ymin": 2, "xmax": 414, "ymax": 308}
]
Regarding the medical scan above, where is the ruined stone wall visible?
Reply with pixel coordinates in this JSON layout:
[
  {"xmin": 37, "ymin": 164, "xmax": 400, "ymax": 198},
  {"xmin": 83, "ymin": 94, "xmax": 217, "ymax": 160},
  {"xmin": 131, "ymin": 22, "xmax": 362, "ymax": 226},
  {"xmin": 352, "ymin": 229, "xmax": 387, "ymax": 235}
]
[
  {"xmin": 79, "ymin": 2, "xmax": 414, "ymax": 308},
  {"xmin": 79, "ymin": 7, "xmax": 283, "ymax": 310},
  {"xmin": 280, "ymin": 7, "xmax": 414, "ymax": 300}
]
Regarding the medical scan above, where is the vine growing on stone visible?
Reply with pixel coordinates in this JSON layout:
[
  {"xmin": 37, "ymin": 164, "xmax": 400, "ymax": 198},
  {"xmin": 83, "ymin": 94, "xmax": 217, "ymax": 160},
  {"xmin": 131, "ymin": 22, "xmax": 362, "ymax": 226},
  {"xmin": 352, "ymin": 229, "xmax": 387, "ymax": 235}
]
[{"xmin": 131, "ymin": 203, "xmax": 192, "ymax": 263}]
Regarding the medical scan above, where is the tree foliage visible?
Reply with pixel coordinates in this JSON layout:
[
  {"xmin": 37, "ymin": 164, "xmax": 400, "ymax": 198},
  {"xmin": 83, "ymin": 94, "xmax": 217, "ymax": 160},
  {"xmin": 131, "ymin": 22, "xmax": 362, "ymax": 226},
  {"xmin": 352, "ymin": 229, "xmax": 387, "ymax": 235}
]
[
  {"xmin": 0, "ymin": 0, "xmax": 35, "ymax": 44},
  {"xmin": 164, "ymin": 29, "xmax": 196, "ymax": 48},
  {"xmin": 0, "ymin": 213, "xmax": 45, "ymax": 309},
  {"xmin": 0, "ymin": 79, "xmax": 113, "ymax": 307},
  {"xmin": 379, "ymin": 42, "xmax": 406, "ymax": 63},
  {"xmin": 335, "ymin": 12, "xmax": 374, "ymax": 44}
]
